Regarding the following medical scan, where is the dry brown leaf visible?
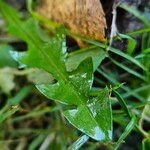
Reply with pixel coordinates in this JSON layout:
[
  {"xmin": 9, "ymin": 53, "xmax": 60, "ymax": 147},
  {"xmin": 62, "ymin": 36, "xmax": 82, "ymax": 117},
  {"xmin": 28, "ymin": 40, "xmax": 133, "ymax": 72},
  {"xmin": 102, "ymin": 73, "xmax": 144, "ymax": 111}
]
[{"xmin": 37, "ymin": 0, "xmax": 107, "ymax": 47}]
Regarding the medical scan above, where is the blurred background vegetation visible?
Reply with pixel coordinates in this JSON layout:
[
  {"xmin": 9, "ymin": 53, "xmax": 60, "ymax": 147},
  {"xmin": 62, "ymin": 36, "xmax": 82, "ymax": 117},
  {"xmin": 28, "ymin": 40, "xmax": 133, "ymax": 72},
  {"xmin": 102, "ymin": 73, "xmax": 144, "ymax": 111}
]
[{"xmin": 0, "ymin": 0, "xmax": 150, "ymax": 149}]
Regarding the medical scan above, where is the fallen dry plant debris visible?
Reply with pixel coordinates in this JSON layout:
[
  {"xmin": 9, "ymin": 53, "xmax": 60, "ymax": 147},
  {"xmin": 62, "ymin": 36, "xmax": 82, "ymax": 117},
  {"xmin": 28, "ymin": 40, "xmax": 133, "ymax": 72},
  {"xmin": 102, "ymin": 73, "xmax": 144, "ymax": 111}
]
[{"xmin": 37, "ymin": 0, "xmax": 107, "ymax": 46}]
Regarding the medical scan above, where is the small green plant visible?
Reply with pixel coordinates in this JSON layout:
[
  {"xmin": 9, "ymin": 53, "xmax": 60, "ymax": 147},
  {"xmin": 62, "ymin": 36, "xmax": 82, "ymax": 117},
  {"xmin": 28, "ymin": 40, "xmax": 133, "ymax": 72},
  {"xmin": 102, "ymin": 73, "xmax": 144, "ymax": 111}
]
[
  {"xmin": 0, "ymin": 1, "xmax": 150, "ymax": 149},
  {"xmin": 0, "ymin": 0, "xmax": 112, "ymax": 143}
]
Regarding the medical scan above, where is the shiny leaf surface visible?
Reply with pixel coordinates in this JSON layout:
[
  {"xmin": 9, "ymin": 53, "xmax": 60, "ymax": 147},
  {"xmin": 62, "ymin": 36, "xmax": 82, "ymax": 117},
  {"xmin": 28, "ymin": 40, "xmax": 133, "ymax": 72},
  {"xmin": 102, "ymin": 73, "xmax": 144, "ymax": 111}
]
[{"xmin": 64, "ymin": 88, "xmax": 112, "ymax": 141}]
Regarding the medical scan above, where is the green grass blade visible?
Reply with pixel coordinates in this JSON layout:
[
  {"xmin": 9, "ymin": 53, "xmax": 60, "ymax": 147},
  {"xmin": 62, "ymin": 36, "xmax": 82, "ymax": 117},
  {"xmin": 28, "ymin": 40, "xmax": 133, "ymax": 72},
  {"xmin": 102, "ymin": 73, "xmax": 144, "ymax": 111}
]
[
  {"xmin": 128, "ymin": 27, "xmax": 150, "ymax": 36},
  {"xmin": 113, "ymin": 90, "xmax": 132, "ymax": 118},
  {"xmin": 69, "ymin": 135, "xmax": 89, "ymax": 150},
  {"xmin": 110, "ymin": 58, "xmax": 146, "ymax": 81},
  {"xmin": 119, "ymin": 4, "xmax": 150, "ymax": 27},
  {"xmin": 97, "ymin": 68, "xmax": 145, "ymax": 102},
  {"xmin": 114, "ymin": 117, "xmax": 136, "ymax": 150},
  {"xmin": 123, "ymin": 84, "xmax": 150, "ymax": 98}
]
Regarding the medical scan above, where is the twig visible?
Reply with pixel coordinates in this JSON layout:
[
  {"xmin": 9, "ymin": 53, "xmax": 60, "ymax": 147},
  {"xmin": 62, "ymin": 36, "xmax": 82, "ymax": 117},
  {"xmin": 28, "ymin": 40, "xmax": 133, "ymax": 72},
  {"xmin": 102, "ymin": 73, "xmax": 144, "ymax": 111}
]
[{"xmin": 107, "ymin": 0, "xmax": 120, "ymax": 51}]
